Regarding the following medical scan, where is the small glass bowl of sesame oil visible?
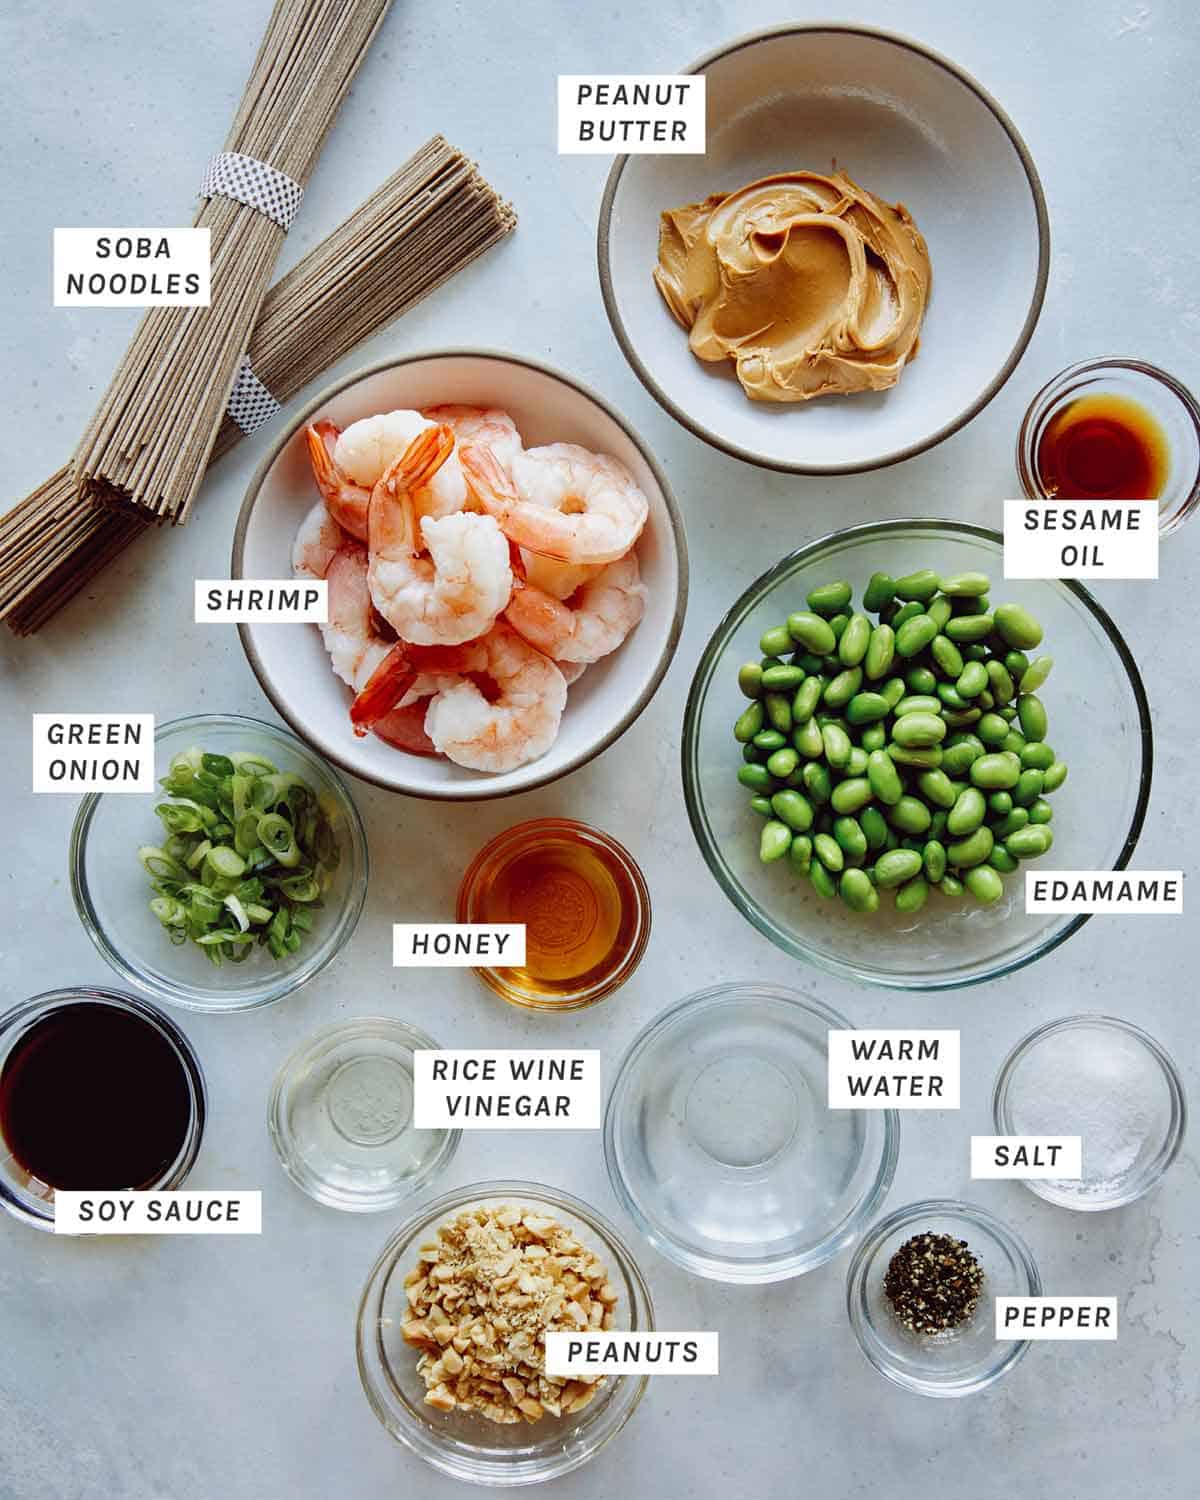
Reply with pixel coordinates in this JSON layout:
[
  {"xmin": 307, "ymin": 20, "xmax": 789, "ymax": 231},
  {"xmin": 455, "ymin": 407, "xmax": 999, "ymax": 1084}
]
[{"xmin": 456, "ymin": 819, "xmax": 651, "ymax": 1011}]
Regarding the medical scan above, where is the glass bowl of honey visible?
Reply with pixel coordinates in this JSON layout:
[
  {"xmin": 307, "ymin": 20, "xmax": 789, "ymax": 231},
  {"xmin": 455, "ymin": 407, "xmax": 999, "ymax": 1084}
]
[
  {"xmin": 1017, "ymin": 357, "xmax": 1200, "ymax": 534},
  {"xmin": 456, "ymin": 819, "xmax": 651, "ymax": 1011}
]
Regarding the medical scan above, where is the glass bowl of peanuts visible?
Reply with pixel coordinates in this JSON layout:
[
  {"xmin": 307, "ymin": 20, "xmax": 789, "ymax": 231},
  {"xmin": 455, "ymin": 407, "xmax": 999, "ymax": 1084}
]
[{"xmin": 356, "ymin": 1180, "xmax": 655, "ymax": 1485}]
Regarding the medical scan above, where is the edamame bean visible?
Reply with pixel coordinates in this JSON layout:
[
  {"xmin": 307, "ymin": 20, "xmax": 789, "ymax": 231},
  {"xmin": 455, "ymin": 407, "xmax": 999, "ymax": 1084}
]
[
  {"xmin": 803, "ymin": 762, "xmax": 832, "ymax": 804},
  {"xmin": 839, "ymin": 867, "xmax": 879, "ymax": 913},
  {"xmin": 931, "ymin": 635, "xmax": 964, "ymax": 679},
  {"xmin": 876, "ymin": 848, "xmax": 923, "ymax": 888},
  {"xmin": 792, "ymin": 675, "xmax": 823, "ymax": 721},
  {"xmin": 867, "ymin": 749, "xmax": 903, "ymax": 805},
  {"xmin": 809, "ymin": 860, "xmax": 837, "ymax": 899},
  {"xmin": 834, "ymin": 815, "xmax": 868, "ymax": 860},
  {"xmin": 892, "ymin": 712, "xmax": 947, "ymax": 748},
  {"xmin": 1006, "ymin": 825, "xmax": 1053, "ymax": 858},
  {"xmin": 895, "ymin": 694, "xmax": 941, "ymax": 716},
  {"xmin": 861, "ymin": 723, "xmax": 886, "ymax": 752},
  {"xmin": 947, "ymin": 785, "xmax": 986, "ymax": 836},
  {"xmin": 888, "ymin": 796, "xmax": 932, "ymax": 836},
  {"xmin": 760, "ymin": 821, "xmax": 792, "ymax": 863},
  {"xmin": 738, "ymin": 763, "xmax": 775, "ymax": 793},
  {"xmin": 765, "ymin": 692, "xmax": 792, "ymax": 734},
  {"xmin": 993, "ymin": 807, "xmax": 1029, "ymax": 839},
  {"xmin": 923, "ymin": 839, "xmax": 947, "ymax": 882},
  {"xmin": 880, "ymin": 677, "xmax": 907, "ymax": 710},
  {"xmin": 830, "ymin": 777, "xmax": 874, "ymax": 815},
  {"xmin": 938, "ymin": 683, "xmax": 968, "ymax": 709},
  {"xmin": 743, "ymin": 743, "xmax": 763, "ymax": 764},
  {"xmin": 1013, "ymin": 768, "xmax": 1044, "ymax": 807},
  {"xmin": 888, "ymin": 744, "xmax": 944, "ymax": 768},
  {"xmin": 969, "ymin": 751, "xmax": 1022, "ymax": 790},
  {"xmin": 917, "ymin": 769, "xmax": 958, "ymax": 809},
  {"xmin": 794, "ymin": 716, "xmax": 824, "ymax": 758},
  {"xmin": 986, "ymin": 659, "xmax": 1015, "ymax": 704},
  {"xmin": 787, "ymin": 611, "xmax": 836, "ymax": 655},
  {"xmin": 1005, "ymin": 649, "xmax": 1030, "ymax": 678},
  {"xmin": 807, "ymin": 580, "xmax": 852, "ymax": 615},
  {"xmin": 789, "ymin": 834, "xmax": 813, "ymax": 871},
  {"xmin": 906, "ymin": 668, "xmax": 939, "ymax": 697},
  {"xmin": 749, "ymin": 796, "xmax": 772, "ymax": 817},
  {"xmin": 948, "ymin": 825, "xmax": 994, "ymax": 868},
  {"xmin": 1028, "ymin": 798, "xmax": 1053, "ymax": 825},
  {"xmin": 844, "ymin": 692, "xmax": 890, "ymax": 731},
  {"xmin": 761, "ymin": 664, "xmax": 805, "ymax": 690},
  {"xmin": 894, "ymin": 569, "xmax": 940, "ymax": 601},
  {"xmin": 943, "ymin": 707, "xmax": 982, "ymax": 728},
  {"xmin": 829, "ymin": 615, "xmax": 850, "ymax": 643},
  {"xmin": 864, "ymin": 624, "xmax": 895, "ymax": 680},
  {"xmin": 942, "ymin": 737, "xmax": 984, "ymax": 777},
  {"xmin": 891, "ymin": 600, "xmax": 924, "ymax": 630},
  {"xmin": 895, "ymin": 614, "xmax": 939, "ymax": 657},
  {"xmin": 1017, "ymin": 693, "xmax": 1047, "ymax": 742},
  {"xmin": 940, "ymin": 873, "xmax": 965, "ymax": 897},
  {"xmin": 896, "ymin": 874, "xmax": 929, "ymax": 913},
  {"xmin": 813, "ymin": 833, "xmax": 844, "ymax": 872},
  {"xmin": 861, "ymin": 805, "xmax": 889, "ymax": 850},
  {"xmin": 1001, "ymin": 731, "xmax": 1027, "ymax": 755},
  {"xmin": 738, "ymin": 663, "xmax": 764, "ymax": 698},
  {"xmin": 793, "ymin": 652, "xmax": 824, "ymax": 674},
  {"xmin": 1019, "ymin": 656, "xmax": 1054, "ymax": 694},
  {"xmin": 821, "ymin": 722, "xmax": 852, "ymax": 768},
  {"xmin": 994, "ymin": 603, "xmax": 1044, "ymax": 650},
  {"xmin": 839, "ymin": 613, "xmax": 872, "ymax": 667},
  {"xmin": 1020, "ymin": 741, "xmax": 1055, "ymax": 770},
  {"xmin": 863, "ymin": 572, "xmax": 896, "ymax": 611},
  {"xmin": 964, "ymin": 865, "xmax": 1004, "ymax": 904},
  {"xmin": 766, "ymin": 747, "xmax": 799, "ymax": 780},
  {"xmin": 976, "ymin": 712, "xmax": 1010, "ymax": 744},
  {"xmin": 927, "ymin": 597, "xmax": 952, "ymax": 631},
  {"xmin": 939, "ymin": 571, "xmax": 991, "ymax": 597},
  {"xmin": 753, "ymin": 730, "xmax": 787, "ymax": 752},
  {"xmin": 734, "ymin": 702, "xmax": 764, "ymax": 742},
  {"xmin": 988, "ymin": 791, "xmax": 1013, "ymax": 816},
  {"xmin": 988, "ymin": 847, "xmax": 1018, "ymax": 873},
  {"xmin": 824, "ymin": 667, "xmax": 863, "ymax": 708},
  {"xmin": 760, "ymin": 625, "xmax": 793, "ymax": 657},
  {"xmin": 956, "ymin": 661, "xmax": 988, "ymax": 698},
  {"xmin": 944, "ymin": 613, "xmax": 994, "ymax": 642},
  {"xmin": 846, "ymin": 747, "xmax": 868, "ymax": 776},
  {"xmin": 1042, "ymin": 761, "xmax": 1068, "ymax": 792}
]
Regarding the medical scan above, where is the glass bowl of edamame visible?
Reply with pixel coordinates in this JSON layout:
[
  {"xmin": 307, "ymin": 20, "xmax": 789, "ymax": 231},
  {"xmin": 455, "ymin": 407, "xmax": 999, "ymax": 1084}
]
[{"xmin": 681, "ymin": 519, "xmax": 1152, "ymax": 990}]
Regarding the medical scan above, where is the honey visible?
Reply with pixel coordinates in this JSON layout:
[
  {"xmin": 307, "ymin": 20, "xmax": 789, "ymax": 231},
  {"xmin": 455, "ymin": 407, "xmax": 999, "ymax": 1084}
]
[
  {"xmin": 1036, "ymin": 392, "xmax": 1169, "ymax": 500},
  {"xmin": 457, "ymin": 819, "xmax": 650, "ymax": 1010}
]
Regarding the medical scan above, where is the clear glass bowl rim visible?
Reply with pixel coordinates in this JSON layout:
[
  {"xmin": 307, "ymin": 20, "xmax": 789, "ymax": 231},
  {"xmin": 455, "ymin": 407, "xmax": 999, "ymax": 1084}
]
[
  {"xmin": 0, "ymin": 985, "xmax": 207, "ymax": 1231},
  {"xmin": 1015, "ymin": 356, "xmax": 1200, "ymax": 535},
  {"xmin": 456, "ymin": 817, "xmax": 652, "ymax": 1012},
  {"xmin": 603, "ymin": 982, "xmax": 900, "ymax": 1283},
  {"xmin": 69, "ymin": 712, "xmax": 369, "ymax": 1013},
  {"xmin": 680, "ymin": 517, "xmax": 1154, "ymax": 990},
  {"xmin": 355, "ymin": 1177, "xmax": 655, "ymax": 1487},
  {"xmin": 991, "ymin": 1011, "xmax": 1188, "ymax": 1210},
  {"xmin": 267, "ymin": 1015, "xmax": 461, "ymax": 1212},
  {"xmin": 845, "ymin": 1196, "xmax": 1042, "ymax": 1397}
]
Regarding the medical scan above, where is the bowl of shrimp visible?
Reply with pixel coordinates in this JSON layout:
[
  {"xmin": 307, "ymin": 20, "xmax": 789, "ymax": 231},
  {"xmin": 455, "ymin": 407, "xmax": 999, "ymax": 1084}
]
[{"xmin": 232, "ymin": 350, "xmax": 687, "ymax": 798}]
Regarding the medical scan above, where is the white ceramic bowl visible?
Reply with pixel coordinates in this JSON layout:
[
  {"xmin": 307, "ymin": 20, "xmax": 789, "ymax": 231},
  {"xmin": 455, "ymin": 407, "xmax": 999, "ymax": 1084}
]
[
  {"xmin": 233, "ymin": 351, "xmax": 687, "ymax": 799},
  {"xmin": 599, "ymin": 24, "xmax": 1049, "ymax": 474}
]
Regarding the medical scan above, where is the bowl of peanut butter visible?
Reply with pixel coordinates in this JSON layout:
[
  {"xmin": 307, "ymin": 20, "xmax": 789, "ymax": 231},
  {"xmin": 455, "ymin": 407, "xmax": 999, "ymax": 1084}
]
[{"xmin": 598, "ymin": 24, "xmax": 1049, "ymax": 474}]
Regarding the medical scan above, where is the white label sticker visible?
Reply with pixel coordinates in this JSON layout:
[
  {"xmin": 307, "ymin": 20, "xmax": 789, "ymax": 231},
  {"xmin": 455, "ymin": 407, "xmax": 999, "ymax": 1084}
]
[
  {"xmin": 544, "ymin": 1332, "xmax": 719, "ymax": 1376},
  {"xmin": 1025, "ymin": 870, "xmax": 1183, "ymax": 914},
  {"xmin": 1003, "ymin": 499, "xmax": 1157, "ymax": 579},
  {"xmin": 55, "ymin": 1191, "xmax": 262, "ymax": 1235},
  {"xmin": 995, "ymin": 1297, "xmax": 1118, "ymax": 1341},
  {"xmin": 53, "ymin": 228, "xmax": 211, "ymax": 307},
  {"xmin": 413, "ymin": 1050, "xmax": 600, "ymax": 1130},
  {"xmin": 32, "ymin": 713, "xmax": 154, "ymax": 793},
  {"xmin": 557, "ymin": 75, "xmax": 705, "ymax": 153},
  {"xmin": 828, "ymin": 1029, "xmax": 959, "ymax": 1109},
  {"xmin": 970, "ymin": 1135, "xmax": 1082, "ymax": 1179},
  {"xmin": 194, "ymin": 579, "xmax": 328, "ymax": 623},
  {"xmin": 392, "ymin": 923, "xmax": 525, "ymax": 967}
]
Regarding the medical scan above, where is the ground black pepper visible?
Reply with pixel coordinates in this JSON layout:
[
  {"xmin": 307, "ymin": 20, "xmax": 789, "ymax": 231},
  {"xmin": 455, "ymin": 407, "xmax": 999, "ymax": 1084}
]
[{"xmin": 883, "ymin": 1232, "xmax": 984, "ymax": 1334}]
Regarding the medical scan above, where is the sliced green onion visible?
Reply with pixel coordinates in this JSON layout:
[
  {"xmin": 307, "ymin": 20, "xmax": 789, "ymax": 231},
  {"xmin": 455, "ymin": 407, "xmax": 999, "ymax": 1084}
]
[
  {"xmin": 257, "ymin": 813, "xmax": 301, "ymax": 867},
  {"xmin": 223, "ymin": 894, "xmax": 250, "ymax": 933},
  {"xmin": 205, "ymin": 845, "xmax": 246, "ymax": 880},
  {"xmin": 139, "ymin": 846, "xmax": 187, "ymax": 880}
]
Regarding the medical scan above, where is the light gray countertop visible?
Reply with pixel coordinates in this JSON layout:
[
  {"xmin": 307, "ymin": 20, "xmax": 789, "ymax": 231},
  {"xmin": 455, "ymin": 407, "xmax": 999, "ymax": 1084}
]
[{"xmin": 2, "ymin": 1, "xmax": 1197, "ymax": 1496}]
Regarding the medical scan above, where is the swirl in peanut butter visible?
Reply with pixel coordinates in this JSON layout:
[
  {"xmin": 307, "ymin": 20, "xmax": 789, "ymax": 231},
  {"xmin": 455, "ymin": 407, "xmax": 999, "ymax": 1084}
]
[{"xmin": 653, "ymin": 171, "xmax": 932, "ymax": 403}]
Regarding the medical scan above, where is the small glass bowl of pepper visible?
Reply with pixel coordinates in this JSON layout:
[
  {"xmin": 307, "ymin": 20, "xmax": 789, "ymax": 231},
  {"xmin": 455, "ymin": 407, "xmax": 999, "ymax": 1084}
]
[{"xmin": 845, "ymin": 1198, "xmax": 1041, "ymax": 1397}]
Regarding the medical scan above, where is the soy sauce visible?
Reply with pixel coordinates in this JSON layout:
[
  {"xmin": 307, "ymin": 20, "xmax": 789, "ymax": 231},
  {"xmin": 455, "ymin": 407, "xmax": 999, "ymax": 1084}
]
[
  {"xmin": 1036, "ymin": 392, "xmax": 1168, "ymax": 500},
  {"xmin": 0, "ymin": 1002, "xmax": 193, "ymax": 1190}
]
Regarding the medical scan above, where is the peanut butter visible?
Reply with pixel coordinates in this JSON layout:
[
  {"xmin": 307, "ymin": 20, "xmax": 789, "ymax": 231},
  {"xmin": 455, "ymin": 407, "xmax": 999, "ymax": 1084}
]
[{"xmin": 653, "ymin": 171, "xmax": 932, "ymax": 403}]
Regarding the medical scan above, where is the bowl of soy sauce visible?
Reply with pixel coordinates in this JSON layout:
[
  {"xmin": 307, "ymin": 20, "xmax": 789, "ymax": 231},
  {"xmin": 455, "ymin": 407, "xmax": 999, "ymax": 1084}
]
[{"xmin": 0, "ymin": 986, "xmax": 206, "ymax": 1231}]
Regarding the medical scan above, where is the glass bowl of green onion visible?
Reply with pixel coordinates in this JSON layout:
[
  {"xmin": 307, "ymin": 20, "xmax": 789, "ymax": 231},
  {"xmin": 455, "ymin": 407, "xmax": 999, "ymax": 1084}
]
[{"xmin": 70, "ymin": 714, "xmax": 369, "ymax": 1012}]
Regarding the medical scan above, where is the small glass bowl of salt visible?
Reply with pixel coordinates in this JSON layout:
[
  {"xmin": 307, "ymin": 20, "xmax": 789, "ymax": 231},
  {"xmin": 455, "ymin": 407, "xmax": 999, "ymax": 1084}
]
[{"xmin": 993, "ymin": 1014, "xmax": 1186, "ymax": 1210}]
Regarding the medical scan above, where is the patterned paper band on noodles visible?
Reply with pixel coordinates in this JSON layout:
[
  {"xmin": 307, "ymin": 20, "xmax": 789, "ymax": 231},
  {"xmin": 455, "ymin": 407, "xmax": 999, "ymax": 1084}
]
[
  {"xmin": 200, "ymin": 151, "xmax": 304, "ymax": 230},
  {"xmin": 227, "ymin": 355, "xmax": 282, "ymax": 435}
]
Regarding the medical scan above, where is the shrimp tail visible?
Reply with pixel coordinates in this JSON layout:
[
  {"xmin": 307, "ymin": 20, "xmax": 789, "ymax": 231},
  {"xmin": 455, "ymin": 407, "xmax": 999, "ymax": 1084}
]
[
  {"xmin": 306, "ymin": 420, "xmax": 370, "ymax": 542},
  {"xmin": 460, "ymin": 443, "xmax": 517, "ymax": 519},
  {"xmin": 349, "ymin": 643, "xmax": 419, "ymax": 736}
]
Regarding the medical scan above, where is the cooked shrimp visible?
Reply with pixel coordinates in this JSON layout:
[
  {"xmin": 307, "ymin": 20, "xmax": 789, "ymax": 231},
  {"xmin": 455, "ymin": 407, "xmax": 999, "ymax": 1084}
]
[
  {"xmin": 368, "ymin": 425, "xmax": 513, "ymax": 646},
  {"xmin": 305, "ymin": 421, "xmax": 371, "ymax": 541},
  {"xmin": 505, "ymin": 551, "xmax": 646, "ymax": 663},
  {"xmin": 335, "ymin": 409, "xmax": 467, "ymax": 521},
  {"xmin": 424, "ymin": 405, "xmax": 523, "ymax": 473},
  {"xmin": 320, "ymin": 545, "xmax": 394, "ymax": 692},
  {"xmin": 292, "ymin": 498, "xmax": 348, "ymax": 582},
  {"xmin": 460, "ymin": 442, "xmax": 648, "ymax": 565},
  {"xmin": 422, "ymin": 623, "xmax": 568, "ymax": 772}
]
